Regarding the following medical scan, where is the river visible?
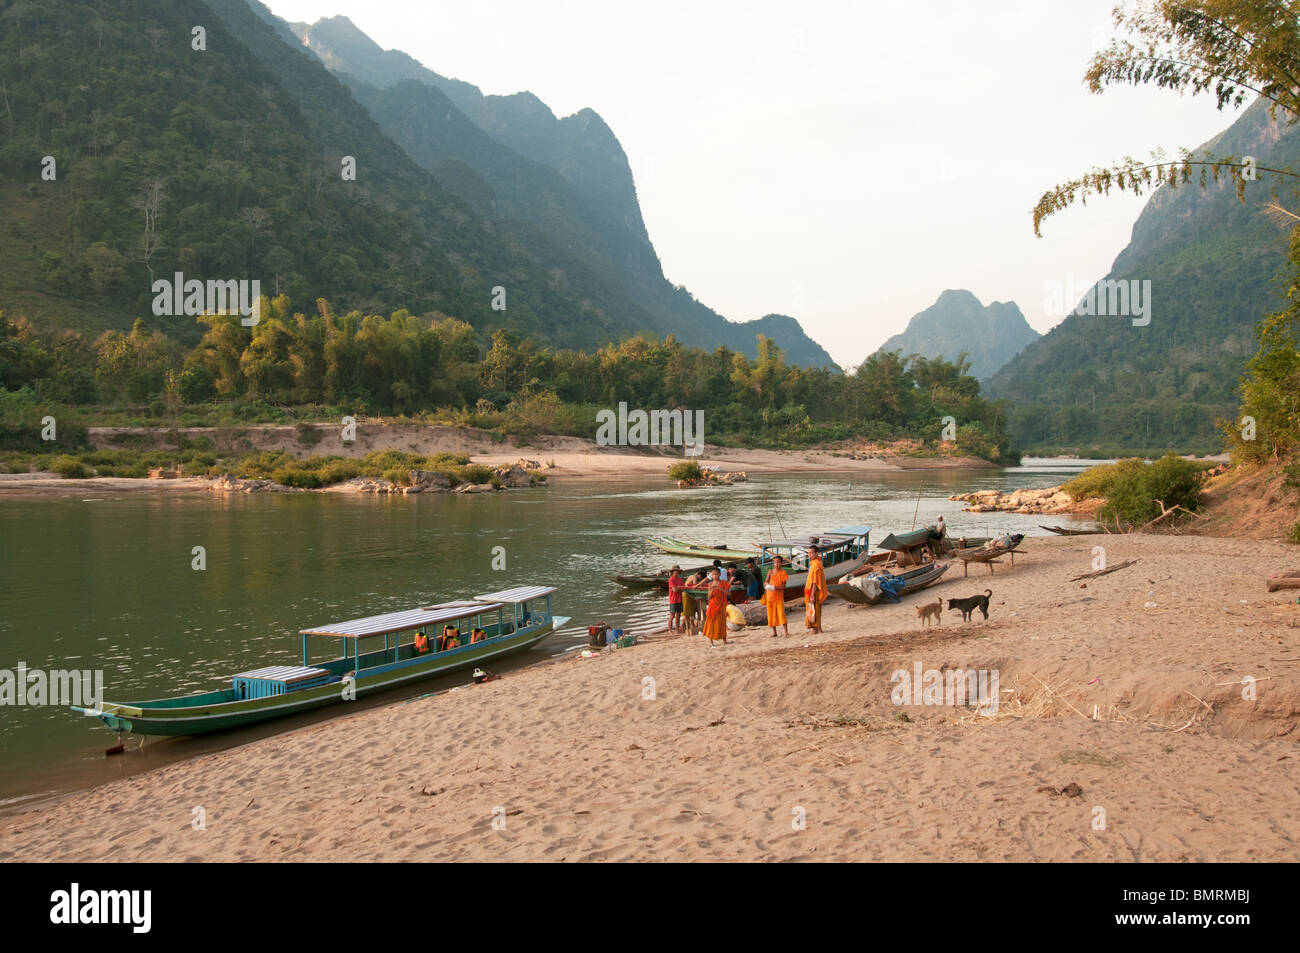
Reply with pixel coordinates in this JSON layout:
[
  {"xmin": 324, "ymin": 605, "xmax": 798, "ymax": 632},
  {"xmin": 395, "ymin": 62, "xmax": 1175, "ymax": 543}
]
[{"xmin": 0, "ymin": 458, "xmax": 1099, "ymax": 809}]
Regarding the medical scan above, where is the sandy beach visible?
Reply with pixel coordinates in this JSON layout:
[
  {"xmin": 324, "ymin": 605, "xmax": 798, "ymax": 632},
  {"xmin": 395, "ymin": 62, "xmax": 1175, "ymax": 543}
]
[
  {"xmin": 3, "ymin": 533, "xmax": 1298, "ymax": 862},
  {"xmin": 0, "ymin": 423, "xmax": 995, "ymax": 497}
]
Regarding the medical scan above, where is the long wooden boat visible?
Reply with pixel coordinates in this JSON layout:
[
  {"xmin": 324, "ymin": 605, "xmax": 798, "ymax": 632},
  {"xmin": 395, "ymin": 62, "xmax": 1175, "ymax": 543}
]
[
  {"xmin": 828, "ymin": 562, "xmax": 949, "ymax": 606},
  {"xmin": 685, "ymin": 525, "xmax": 874, "ymax": 601},
  {"xmin": 950, "ymin": 533, "xmax": 1026, "ymax": 575},
  {"xmin": 950, "ymin": 533, "xmax": 1025, "ymax": 561},
  {"xmin": 1040, "ymin": 524, "xmax": 1103, "ymax": 536},
  {"xmin": 72, "ymin": 586, "xmax": 568, "ymax": 737},
  {"xmin": 613, "ymin": 561, "xmax": 716, "ymax": 590},
  {"xmin": 877, "ymin": 527, "xmax": 939, "ymax": 551},
  {"xmin": 647, "ymin": 536, "xmax": 762, "ymax": 560}
]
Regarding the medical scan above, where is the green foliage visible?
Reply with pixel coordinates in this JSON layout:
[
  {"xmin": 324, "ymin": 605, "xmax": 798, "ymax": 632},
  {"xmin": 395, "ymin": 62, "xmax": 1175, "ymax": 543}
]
[
  {"xmin": 955, "ymin": 423, "xmax": 999, "ymax": 463},
  {"xmin": 1224, "ymin": 229, "xmax": 1300, "ymax": 465},
  {"xmin": 1091, "ymin": 453, "xmax": 1204, "ymax": 527},
  {"xmin": 1288, "ymin": 520, "xmax": 1300, "ymax": 545},
  {"xmin": 272, "ymin": 467, "xmax": 324, "ymax": 489},
  {"xmin": 1285, "ymin": 460, "xmax": 1300, "ymax": 492},
  {"xmin": 1062, "ymin": 458, "xmax": 1150, "ymax": 500},
  {"xmin": 295, "ymin": 422, "xmax": 324, "ymax": 449},
  {"xmin": 0, "ymin": 301, "xmax": 1013, "ymax": 460},
  {"xmin": 459, "ymin": 464, "xmax": 493, "ymax": 485},
  {"xmin": 667, "ymin": 460, "xmax": 704, "ymax": 482},
  {"xmin": 48, "ymin": 455, "xmax": 91, "ymax": 478}
]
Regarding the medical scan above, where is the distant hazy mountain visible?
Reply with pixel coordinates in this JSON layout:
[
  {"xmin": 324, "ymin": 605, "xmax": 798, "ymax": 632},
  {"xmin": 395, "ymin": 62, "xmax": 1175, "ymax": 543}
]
[
  {"xmin": 989, "ymin": 96, "xmax": 1299, "ymax": 450},
  {"xmin": 874, "ymin": 290, "xmax": 1039, "ymax": 380},
  {"xmin": 284, "ymin": 14, "xmax": 836, "ymax": 368}
]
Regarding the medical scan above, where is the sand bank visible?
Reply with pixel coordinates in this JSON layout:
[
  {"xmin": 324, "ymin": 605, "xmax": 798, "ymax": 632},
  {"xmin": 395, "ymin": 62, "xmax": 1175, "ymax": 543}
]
[
  {"xmin": 3, "ymin": 534, "xmax": 1298, "ymax": 861},
  {"xmin": 0, "ymin": 425, "xmax": 996, "ymax": 497}
]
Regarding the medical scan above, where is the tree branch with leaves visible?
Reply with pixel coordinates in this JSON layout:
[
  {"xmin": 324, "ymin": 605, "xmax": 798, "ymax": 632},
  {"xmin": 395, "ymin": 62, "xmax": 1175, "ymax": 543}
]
[{"xmin": 1033, "ymin": 0, "xmax": 1300, "ymax": 236}]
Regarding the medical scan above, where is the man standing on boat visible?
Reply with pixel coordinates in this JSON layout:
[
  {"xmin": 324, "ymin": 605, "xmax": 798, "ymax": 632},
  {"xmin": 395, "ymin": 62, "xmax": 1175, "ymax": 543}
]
[{"xmin": 804, "ymin": 545, "xmax": 828, "ymax": 634}]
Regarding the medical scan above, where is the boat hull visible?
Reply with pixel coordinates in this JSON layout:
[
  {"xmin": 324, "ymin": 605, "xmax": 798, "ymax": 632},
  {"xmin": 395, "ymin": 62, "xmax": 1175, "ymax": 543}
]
[
  {"xmin": 647, "ymin": 537, "xmax": 762, "ymax": 560},
  {"xmin": 684, "ymin": 550, "xmax": 876, "ymax": 602},
  {"xmin": 828, "ymin": 563, "xmax": 949, "ymax": 606},
  {"xmin": 1040, "ymin": 525, "xmax": 1102, "ymax": 536},
  {"xmin": 85, "ymin": 618, "xmax": 567, "ymax": 737}
]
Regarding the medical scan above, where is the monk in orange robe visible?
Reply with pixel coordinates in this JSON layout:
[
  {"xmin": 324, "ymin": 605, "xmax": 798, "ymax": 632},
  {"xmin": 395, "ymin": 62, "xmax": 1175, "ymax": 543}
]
[
  {"xmin": 804, "ymin": 546, "xmax": 828, "ymax": 633},
  {"xmin": 764, "ymin": 555, "xmax": 790, "ymax": 638},
  {"xmin": 702, "ymin": 569, "xmax": 730, "ymax": 644}
]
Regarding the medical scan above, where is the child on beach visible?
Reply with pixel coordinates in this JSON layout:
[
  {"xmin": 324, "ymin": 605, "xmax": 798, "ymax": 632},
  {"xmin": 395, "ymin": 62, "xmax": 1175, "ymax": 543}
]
[{"xmin": 667, "ymin": 566, "xmax": 685, "ymax": 633}]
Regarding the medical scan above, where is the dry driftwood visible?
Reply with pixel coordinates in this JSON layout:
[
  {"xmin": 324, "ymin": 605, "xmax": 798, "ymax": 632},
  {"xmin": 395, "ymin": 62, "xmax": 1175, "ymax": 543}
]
[
  {"xmin": 1267, "ymin": 570, "xmax": 1300, "ymax": 592},
  {"xmin": 1136, "ymin": 500, "xmax": 1205, "ymax": 533},
  {"xmin": 1068, "ymin": 558, "xmax": 1140, "ymax": 582}
]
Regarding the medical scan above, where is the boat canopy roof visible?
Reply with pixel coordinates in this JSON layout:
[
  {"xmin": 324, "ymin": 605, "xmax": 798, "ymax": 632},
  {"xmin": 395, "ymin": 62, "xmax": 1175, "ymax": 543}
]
[
  {"xmin": 300, "ymin": 600, "xmax": 505, "ymax": 640},
  {"xmin": 473, "ymin": 585, "xmax": 557, "ymax": 604},
  {"xmin": 826, "ymin": 525, "xmax": 871, "ymax": 537},
  {"xmin": 760, "ymin": 530, "xmax": 869, "ymax": 552}
]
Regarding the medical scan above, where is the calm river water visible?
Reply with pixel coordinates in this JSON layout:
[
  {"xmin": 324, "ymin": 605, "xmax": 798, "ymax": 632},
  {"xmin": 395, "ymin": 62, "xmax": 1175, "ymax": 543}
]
[{"xmin": 0, "ymin": 458, "xmax": 1098, "ymax": 808}]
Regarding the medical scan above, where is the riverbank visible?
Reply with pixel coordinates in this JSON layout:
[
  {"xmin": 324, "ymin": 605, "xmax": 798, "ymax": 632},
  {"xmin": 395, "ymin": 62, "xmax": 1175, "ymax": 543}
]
[
  {"xmin": 0, "ymin": 425, "xmax": 997, "ymax": 496},
  {"xmin": 4, "ymin": 533, "xmax": 1297, "ymax": 861}
]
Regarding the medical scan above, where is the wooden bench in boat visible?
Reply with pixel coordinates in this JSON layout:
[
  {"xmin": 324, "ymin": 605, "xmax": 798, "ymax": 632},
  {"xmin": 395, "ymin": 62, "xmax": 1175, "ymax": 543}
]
[{"xmin": 232, "ymin": 664, "xmax": 333, "ymax": 699}]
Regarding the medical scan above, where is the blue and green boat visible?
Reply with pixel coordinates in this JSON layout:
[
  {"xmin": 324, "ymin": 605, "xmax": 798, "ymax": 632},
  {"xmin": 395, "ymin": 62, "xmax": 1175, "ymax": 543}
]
[{"xmin": 73, "ymin": 585, "xmax": 568, "ymax": 737}]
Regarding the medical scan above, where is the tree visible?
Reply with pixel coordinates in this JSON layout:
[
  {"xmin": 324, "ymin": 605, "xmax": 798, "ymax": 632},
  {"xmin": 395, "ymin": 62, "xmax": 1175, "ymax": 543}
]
[
  {"xmin": 82, "ymin": 242, "xmax": 125, "ymax": 296},
  {"xmin": 1224, "ymin": 228, "xmax": 1300, "ymax": 462},
  {"xmin": 1034, "ymin": 0, "xmax": 1300, "ymax": 235}
]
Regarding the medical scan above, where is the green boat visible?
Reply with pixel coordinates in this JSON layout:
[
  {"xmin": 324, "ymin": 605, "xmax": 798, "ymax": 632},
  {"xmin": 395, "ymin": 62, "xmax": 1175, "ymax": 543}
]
[
  {"xmin": 647, "ymin": 536, "xmax": 762, "ymax": 560},
  {"xmin": 72, "ymin": 586, "xmax": 568, "ymax": 737},
  {"xmin": 877, "ymin": 527, "xmax": 941, "ymax": 551}
]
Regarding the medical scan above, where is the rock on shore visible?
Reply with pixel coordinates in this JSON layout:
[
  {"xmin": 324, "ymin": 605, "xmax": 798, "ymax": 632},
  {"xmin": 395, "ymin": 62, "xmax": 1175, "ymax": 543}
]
[{"xmin": 949, "ymin": 484, "xmax": 1101, "ymax": 515}]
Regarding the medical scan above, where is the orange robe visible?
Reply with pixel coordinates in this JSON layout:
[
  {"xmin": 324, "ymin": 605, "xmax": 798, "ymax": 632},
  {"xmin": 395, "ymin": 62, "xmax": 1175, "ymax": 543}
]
[
  {"xmin": 804, "ymin": 557, "xmax": 827, "ymax": 628},
  {"xmin": 765, "ymin": 567, "xmax": 789, "ymax": 626},
  {"xmin": 703, "ymin": 581, "xmax": 729, "ymax": 641}
]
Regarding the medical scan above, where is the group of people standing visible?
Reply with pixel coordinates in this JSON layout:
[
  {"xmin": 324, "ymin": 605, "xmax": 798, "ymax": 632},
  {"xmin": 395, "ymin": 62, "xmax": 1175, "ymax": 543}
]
[{"xmin": 666, "ymin": 546, "xmax": 828, "ymax": 644}]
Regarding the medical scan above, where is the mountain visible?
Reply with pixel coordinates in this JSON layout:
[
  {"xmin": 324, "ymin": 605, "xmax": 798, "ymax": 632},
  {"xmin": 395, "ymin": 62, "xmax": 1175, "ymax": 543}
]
[
  {"xmin": 989, "ymin": 97, "xmax": 1299, "ymax": 451},
  {"xmin": 282, "ymin": 13, "xmax": 836, "ymax": 368},
  {"xmin": 874, "ymin": 290, "xmax": 1039, "ymax": 380},
  {"xmin": 0, "ymin": 0, "xmax": 644, "ymax": 349},
  {"xmin": 0, "ymin": 0, "xmax": 833, "ymax": 367}
]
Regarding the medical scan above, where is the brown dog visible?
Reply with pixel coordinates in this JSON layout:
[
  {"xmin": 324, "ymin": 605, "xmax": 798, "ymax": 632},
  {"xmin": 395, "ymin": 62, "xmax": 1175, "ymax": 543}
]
[{"xmin": 916, "ymin": 599, "xmax": 942, "ymax": 628}]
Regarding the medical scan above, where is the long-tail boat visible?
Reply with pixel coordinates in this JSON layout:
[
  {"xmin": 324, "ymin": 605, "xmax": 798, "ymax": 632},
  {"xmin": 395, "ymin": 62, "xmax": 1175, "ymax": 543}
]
[
  {"xmin": 647, "ymin": 537, "xmax": 762, "ymax": 560},
  {"xmin": 72, "ymin": 586, "xmax": 568, "ymax": 737},
  {"xmin": 951, "ymin": 534, "xmax": 1026, "ymax": 576},
  {"xmin": 828, "ymin": 562, "xmax": 950, "ymax": 605},
  {"xmin": 613, "ymin": 561, "xmax": 716, "ymax": 590},
  {"xmin": 685, "ymin": 525, "xmax": 873, "ymax": 601},
  {"xmin": 1040, "ymin": 524, "xmax": 1103, "ymax": 536}
]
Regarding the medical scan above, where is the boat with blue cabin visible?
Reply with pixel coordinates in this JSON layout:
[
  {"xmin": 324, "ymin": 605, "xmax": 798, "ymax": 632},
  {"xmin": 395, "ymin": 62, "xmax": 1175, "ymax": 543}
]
[{"xmin": 72, "ymin": 586, "xmax": 568, "ymax": 737}]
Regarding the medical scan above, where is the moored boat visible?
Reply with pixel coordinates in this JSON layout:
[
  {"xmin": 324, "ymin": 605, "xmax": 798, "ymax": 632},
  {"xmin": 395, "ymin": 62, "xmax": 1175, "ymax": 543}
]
[
  {"xmin": 1040, "ymin": 524, "xmax": 1103, "ymax": 536},
  {"xmin": 646, "ymin": 536, "xmax": 762, "ymax": 560},
  {"xmin": 685, "ymin": 525, "xmax": 873, "ymax": 601},
  {"xmin": 612, "ymin": 561, "xmax": 716, "ymax": 590},
  {"xmin": 73, "ymin": 586, "xmax": 568, "ymax": 737},
  {"xmin": 828, "ymin": 562, "xmax": 950, "ymax": 606}
]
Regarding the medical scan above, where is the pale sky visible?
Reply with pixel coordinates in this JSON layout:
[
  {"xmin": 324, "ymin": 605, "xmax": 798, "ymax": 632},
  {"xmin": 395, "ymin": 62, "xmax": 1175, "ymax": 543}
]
[{"xmin": 265, "ymin": 0, "xmax": 1243, "ymax": 369}]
